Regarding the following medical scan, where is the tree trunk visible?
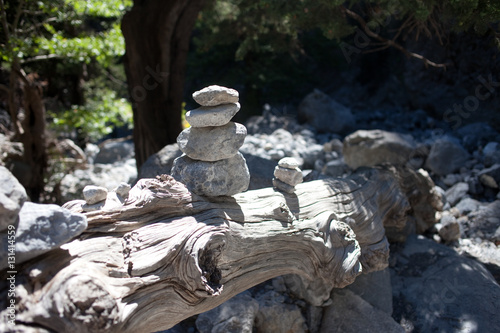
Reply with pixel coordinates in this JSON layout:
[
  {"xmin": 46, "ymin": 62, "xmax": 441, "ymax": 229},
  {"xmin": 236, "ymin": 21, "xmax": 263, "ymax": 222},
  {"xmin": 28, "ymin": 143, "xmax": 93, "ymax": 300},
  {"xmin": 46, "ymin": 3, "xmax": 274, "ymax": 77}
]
[
  {"xmin": 121, "ymin": 0, "xmax": 205, "ymax": 170},
  {"xmin": 0, "ymin": 165, "xmax": 440, "ymax": 332},
  {"xmin": 7, "ymin": 65, "xmax": 48, "ymax": 202}
]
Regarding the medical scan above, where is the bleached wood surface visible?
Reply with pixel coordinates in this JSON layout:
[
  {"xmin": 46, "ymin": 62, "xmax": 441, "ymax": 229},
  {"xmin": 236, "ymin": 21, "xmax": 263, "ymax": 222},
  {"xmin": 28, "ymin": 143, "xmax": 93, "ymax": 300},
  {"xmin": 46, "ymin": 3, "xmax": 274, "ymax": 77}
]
[{"xmin": 2, "ymin": 165, "xmax": 438, "ymax": 332}]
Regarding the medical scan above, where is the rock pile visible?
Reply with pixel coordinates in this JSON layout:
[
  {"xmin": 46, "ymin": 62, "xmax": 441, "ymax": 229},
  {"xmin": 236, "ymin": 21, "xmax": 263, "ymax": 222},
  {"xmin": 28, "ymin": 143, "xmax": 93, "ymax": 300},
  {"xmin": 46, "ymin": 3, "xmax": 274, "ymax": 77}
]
[
  {"xmin": 171, "ymin": 85, "xmax": 250, "ymax": 196},
  {"xmin": 273, "ymin": 157, "xmax": 303, "ymax": 193}
]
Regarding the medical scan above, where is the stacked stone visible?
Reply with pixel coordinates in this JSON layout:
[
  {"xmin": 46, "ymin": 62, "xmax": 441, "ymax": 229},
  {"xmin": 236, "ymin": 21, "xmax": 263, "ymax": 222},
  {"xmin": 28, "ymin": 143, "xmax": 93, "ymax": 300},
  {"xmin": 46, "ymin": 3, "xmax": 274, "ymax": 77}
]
[
  {"xmin": 273, "ymin": 157, "xmax": 303, "ymax": 193},
  {"xmin": 171, "ymin": 85, "xmax": 250, "ymax": 197}
]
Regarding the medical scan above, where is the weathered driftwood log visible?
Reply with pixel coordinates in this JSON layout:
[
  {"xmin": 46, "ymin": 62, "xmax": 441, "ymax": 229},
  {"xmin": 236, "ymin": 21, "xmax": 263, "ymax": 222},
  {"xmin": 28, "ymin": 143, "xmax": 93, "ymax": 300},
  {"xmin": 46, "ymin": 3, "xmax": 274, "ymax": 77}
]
[{"xmin": 1, "ymin": 165, "xmax": 439, "ymax": 333}]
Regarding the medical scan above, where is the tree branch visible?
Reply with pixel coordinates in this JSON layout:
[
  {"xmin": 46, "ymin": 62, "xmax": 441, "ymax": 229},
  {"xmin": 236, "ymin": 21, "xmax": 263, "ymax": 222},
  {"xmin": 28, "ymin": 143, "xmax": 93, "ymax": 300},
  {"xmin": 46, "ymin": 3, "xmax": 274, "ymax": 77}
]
[{"xmin": 343, "ymin": 7, "xmax": 450, "ymax": 69}]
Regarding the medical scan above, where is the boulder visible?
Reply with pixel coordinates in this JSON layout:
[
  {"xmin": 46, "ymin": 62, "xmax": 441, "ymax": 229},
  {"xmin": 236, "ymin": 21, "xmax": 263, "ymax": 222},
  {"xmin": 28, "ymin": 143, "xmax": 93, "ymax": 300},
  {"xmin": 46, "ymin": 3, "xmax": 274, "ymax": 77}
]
[
  {"xmin": 467, "ymin": 200, "xmax": 500, "ymax": 240},
  {"xmin": 345, "ymin": 268, "xmax": 393, "ymax": 315},
  {"xmin": 391, "ymin": 235, "xmax": 500, "ymax": 332},
  {"xmin": 177, "ymin": 122, "xmax": 247, "ymax": 161},
  {"xmin": 298, "ymin": 89, "xmax": 355, "ymax": 134},
  {"xmin": 0, "ymin": 202, "xmax": 87, "ymax": 269},
  {"xmin": 343, "ymin": 129, "xmax": 416, "ymax": 170},
  {"xmin": 138, "ymin": 143, "xmax": 182, "ymax": 179},
  {"xmin": 192, "ymin": 85, "xmax": 239, "ymax": 106},
  {"xmin": 0, "ymin": 166, "xmax": 27, "ymax": 232},
  {"xmin": 425, "ymin": 138, "xmax": 470, "ymax": 176},
  {"xmin": 320, "ymin": 289, "xmax": 404, "ymax": 333},
  {"xmin": 186, "ymin": 103, "xmax": 240, "ymax": 127},
  {"xmin": 195, "ymin": 291, "xmax": 259, "ymax": 333},
  {"xmin": 171, "ymin": 152, "xmax": 250, "ymax": 196},
  {"xmin": 94, "ymin": 140, "xmax": 134, "ymax": 164},
  {"xmin": 444, "ymin": 182, "xmax": 469, "ymax": 206},
  {"xmin": 254, "ymin": 290, "xmax": 307, "ymax": 333}
]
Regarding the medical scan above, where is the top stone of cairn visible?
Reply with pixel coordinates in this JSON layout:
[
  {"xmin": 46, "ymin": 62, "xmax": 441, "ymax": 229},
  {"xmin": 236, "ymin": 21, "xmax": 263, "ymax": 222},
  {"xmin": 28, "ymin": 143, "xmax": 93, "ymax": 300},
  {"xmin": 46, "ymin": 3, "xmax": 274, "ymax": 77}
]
[{"xmin": 192, "ymin": 85, "xmax": 239, "ymax": 106}]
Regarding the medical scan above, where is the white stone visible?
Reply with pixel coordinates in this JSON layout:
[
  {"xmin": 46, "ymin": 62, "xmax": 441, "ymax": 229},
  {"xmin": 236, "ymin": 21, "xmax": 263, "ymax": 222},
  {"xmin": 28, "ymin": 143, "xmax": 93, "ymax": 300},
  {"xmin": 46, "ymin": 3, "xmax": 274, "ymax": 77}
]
[
  {"xmin": 274, "ymin": 166, "xmax": 303, "ymax": 186},
  {"xmin": 192, "ymin": 85, "xmax": 239, "ymax": 106},
  {"xmin": 83, "ymin": 185, "xmax": 108, "ymax": 205},
  {"xmin": 278, "ymin": 157, "xmax": 301, "ymax": 169}
]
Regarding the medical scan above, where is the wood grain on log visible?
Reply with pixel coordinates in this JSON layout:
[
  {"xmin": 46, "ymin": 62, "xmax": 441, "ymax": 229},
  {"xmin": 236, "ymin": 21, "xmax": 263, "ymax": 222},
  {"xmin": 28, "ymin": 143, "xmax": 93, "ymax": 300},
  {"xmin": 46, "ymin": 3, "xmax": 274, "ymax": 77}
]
[{"xmin": 2, "ymin": 165, "xmax": 438, "ymax": 333}]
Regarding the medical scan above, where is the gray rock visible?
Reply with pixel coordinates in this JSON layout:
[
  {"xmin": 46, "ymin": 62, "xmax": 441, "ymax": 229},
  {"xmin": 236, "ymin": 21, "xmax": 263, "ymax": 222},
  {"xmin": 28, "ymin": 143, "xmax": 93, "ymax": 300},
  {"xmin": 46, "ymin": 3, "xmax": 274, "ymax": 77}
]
[
  {"xmin": 438, "ymin": 212, "xmax": 461, "ymax": 242},
  {"xmin": 425, "ymin": 138, "xmax": 470, "ymax": 176},
  {"xmin": 278, "ymin": 157, "xmax": 301, "ymax": 169},
  {"xmin": 343, "ymin": 129, "xmax": 416, "ymax": 170},
  {"xmin": 177, "ymin": 122, "xmax": 247, "ymax": 161},
  {"xmin": 114, "ymin": 182, "xmax": 131, "ymax": 199},
  {"xmin": 255, "ymin": 290, "xmax": 307, "ymax": 333},
  {"xmin": 272, "ymin": 178, "xmax": 296, "ymax": 194},
  {"xmin": 274, "ymin": 166, "xmax": 303, "ymax": 186},
  {"xmin": 298, "ymin": 143, "xmax": 324, "ymax": 169},
  {"xmin": 192, "ymin": 85, "xmax": 239, "ymax": 106},
  {"xmin": 195, "ymin": 291, "xmax": 258, "ymax": 333},
  {"xmin": 0, "ymin": 202, "xmax": 87, "ymax": 269},
  {"xmin": 345, "ymin": 268, "xmax": 393, "ymax": 315},
  {"xmin": 186, "ymin": 103, "xmax": 240, "ymax": 127},
  {"xmin": 391, "ymin": 235, "xmax": 500, "ymax": 332},
  {"xmin": 138, "ymin": 143, "xmax": 182, "ymax": 179},
  {"xmin": 298, "ymin": 89, "xmax": 355, "ymax": 133},
  {"xmin": 0, "ymin": 166, "xmax": 27, "ymax": 231},
  {"xmin": 455, "ymin": 197, "xmax": 482, "ymax": 215},
  {"xmin": 468, "ymin": 200, "xmax": 500, "ymax": 240},
  {"xmin": 445, "ymin": 182, "xmax": 469, "ymax": 206},
  {"xmin": 171, "ymin": 152, "xmax": 250, "ymax": 196},
  {"xmin": 442, "ymin": 173, "xmax": 462, "ymax": 187},
  {"xmin": 94, "ymin": 140, "xmax": 134, "ymax": 164},
  {"xmin": 322, "ymin": 159, "xmax": 349, "ymax": 178},
  {"xmin": 320, "ymin": 289, "xmax": 404, "ymax": 333},
  {"xmin": 483, "ymin": 142, "xmax": 500, "ymax": 166},
  {"xmin": 82, "ymin": 185, "xmax": 108, "ymax": 205}
]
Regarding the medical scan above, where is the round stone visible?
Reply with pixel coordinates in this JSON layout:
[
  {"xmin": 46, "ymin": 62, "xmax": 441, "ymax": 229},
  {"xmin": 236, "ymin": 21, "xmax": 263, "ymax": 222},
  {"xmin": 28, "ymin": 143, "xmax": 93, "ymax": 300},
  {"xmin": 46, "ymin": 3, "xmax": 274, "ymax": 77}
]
[
  {"xmin": 186, "ymin": 103, "xmax": 240, "ymax": 127},
  {"xmin": 177, "ymin": 122, "xmax": 247, "ymax": 161},
  {"xmin": 171, "ymin": 152, "xmax": 250, "ymax": 197},
  {"xmin": 273, "ymin": 166, "xmax": 303, "ymax": 186},
  {"xmin": 192, "ymin": 85, "xmax": 239, "ymax": 106},
  {"xmin": 278, "ymin": 157, "xmax": 301, "ymax": 169},
  {"xmin": 82, "ymin": 185, "xmax": 108, "ymax": 205}
]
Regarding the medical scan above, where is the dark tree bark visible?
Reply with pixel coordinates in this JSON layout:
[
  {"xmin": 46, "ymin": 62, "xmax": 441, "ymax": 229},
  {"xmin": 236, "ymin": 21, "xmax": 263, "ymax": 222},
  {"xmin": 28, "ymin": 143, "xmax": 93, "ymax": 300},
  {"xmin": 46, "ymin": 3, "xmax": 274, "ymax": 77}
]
[{"xmin": 122, "ymin": 0, "xmax": 206, "ymax": 170}]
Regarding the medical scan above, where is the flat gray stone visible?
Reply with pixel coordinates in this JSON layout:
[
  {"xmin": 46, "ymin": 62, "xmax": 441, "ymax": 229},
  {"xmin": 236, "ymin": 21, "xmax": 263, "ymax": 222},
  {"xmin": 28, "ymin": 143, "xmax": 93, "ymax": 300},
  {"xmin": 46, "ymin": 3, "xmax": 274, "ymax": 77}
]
[
  {"xmin": 391, "ymin": 235, "xmax": 500, "ymax": 332},
  {"xmin": 278, "ymin": 157, "xmax": 301, "ymax": 169},
  {"xmin": 272, "ymin": 178, "xmax": 296, "ymax": 194},
  {"xmin": 177, "ymin": 122, "xmax": 247, "ymax": 161},
  {"xmin": 445, "ymin": 182, "xmax": 469, "ymax": 206},
  {"xmin": 196, "ymin": 291, "xmax": 259, "ymax": 333},
  {"xmin": 274, "ymin": 166, "xmax": 303, "ymax": 186},
  {"xmin": 193, "ymin": 85, "xmax": 239, "ymax": 106},
  {"xmin": 82, "ymin": 185, "xmax": 108, "ymax": 205},
  {"xmin": 0, "ymin": 166, "xmax": 27, "ymax": 232},
  {"xmin": 320, "ymin": 289, "xmax": 404, "ymax": 333},
  {"xmin": 425, "ymin": 138, "xmax": 470, "ymax": 176},
  {"xmin": 343, "ymin": 129, "xmax": 416, "ymax": 169},
  {"xmin": 0, "ymin": 202, "xmax": 87, "ymax": 269},
  {"xmin": 171, "ymin": 152, "xmax": 250, "ymax": 196},
  {"xmin": 186, "ymin": 103, "xmax": 240, "ymax": 127}
]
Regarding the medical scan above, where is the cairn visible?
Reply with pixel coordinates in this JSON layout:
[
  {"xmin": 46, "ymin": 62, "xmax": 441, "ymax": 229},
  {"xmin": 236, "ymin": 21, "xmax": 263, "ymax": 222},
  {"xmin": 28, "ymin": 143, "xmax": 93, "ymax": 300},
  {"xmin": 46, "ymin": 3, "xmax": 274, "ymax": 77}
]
[
  {"xmin": 273, "ymin": 157, "xmax": 303, "ymax": 193},
  {"xmin": 171, "ymin": 85, "xmax": 250, "ymax": 197}
]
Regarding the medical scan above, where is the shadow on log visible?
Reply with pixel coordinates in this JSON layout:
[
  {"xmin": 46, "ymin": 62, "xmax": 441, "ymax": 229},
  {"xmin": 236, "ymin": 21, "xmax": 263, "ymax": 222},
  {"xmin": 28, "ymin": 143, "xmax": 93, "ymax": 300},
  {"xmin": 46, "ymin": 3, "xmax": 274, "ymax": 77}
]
[{"xmin": 0, "ymin": 165, "xmax": 440, "ymax": 332}]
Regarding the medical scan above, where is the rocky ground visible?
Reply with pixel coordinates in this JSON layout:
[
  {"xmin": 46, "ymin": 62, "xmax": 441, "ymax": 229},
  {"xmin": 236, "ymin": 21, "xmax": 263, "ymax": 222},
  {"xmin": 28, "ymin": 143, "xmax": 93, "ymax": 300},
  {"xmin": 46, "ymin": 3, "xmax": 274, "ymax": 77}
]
[{"xmin": 45, "ymin": 88, "xmax": 500, "ymax": 332}]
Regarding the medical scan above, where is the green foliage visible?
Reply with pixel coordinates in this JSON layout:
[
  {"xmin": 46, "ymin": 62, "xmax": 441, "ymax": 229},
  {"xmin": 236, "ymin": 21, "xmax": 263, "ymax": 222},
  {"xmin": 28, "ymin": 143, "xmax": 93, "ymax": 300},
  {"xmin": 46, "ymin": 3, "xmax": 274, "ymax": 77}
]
[
  {"xmin": 49, "ymin": 87, "xmax": 132, "ymax": 141},
  {"xmin": 0, "ymin": 0, "xmax": 133, "ymax": 141}
]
